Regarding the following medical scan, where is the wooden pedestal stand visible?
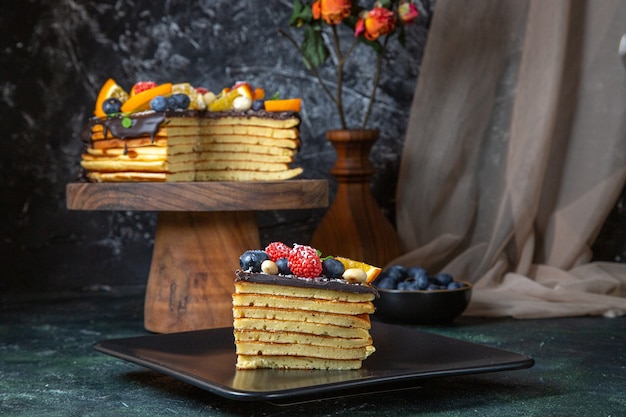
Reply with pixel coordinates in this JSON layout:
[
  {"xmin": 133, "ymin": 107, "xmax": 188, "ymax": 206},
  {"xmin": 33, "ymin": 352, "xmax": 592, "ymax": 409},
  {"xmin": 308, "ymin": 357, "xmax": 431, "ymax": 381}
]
[
  {"xmin": 66, "ymin": 181, "xmax": 328, "ymax": 333},
  {"xmin": 311, "ymin": 129, "xmax": 400, "ymax": 267}
]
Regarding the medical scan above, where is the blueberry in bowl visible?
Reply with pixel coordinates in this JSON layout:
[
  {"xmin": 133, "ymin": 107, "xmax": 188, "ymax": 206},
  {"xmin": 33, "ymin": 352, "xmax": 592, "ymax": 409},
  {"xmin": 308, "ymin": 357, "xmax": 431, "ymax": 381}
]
[{"xmin": 372, "ymin": 265, "xmax": 472, "ymax": 325}]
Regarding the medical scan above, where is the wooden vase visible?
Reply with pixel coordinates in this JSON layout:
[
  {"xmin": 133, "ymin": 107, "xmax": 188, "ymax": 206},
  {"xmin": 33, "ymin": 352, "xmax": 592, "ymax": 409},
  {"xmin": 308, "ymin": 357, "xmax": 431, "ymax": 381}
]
[{"xmin": 311, "ymin": 129, "xmax": 400, "ymax": 267}]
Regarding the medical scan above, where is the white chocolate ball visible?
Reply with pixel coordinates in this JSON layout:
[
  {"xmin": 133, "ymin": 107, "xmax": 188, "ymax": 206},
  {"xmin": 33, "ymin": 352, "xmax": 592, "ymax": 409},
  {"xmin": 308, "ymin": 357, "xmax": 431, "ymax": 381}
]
[
  {"xmin": 232, "ymin": 95, "xmax": 252, "ymax": 111},
  {"xmin": 203, "ymin": 91, "xmax": 216, "ymax": 106},
  {"xmin": 261, "ymin": 260, "xmax": 279, "ymax": 275},
  {"xmin": 342, "ymin": 268, "xmax": 368, "ymax": 283}
]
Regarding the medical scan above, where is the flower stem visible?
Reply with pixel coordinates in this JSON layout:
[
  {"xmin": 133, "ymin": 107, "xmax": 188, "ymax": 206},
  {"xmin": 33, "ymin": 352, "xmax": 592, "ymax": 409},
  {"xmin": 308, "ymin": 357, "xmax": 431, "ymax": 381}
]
[
  {"xmin": 331, "ymin": 26, "xmax": 360, "ymax": 129},
  {"xmin": 277, "ymin": 28, "xmax": 337, "ymax": 111},
  {"xmin": 361, "ymin": 35, "xmax": 389, "ymax": 128},
  {"xmin": 331, "ymin": 25, "xmax": 347, "ymax": 129}
]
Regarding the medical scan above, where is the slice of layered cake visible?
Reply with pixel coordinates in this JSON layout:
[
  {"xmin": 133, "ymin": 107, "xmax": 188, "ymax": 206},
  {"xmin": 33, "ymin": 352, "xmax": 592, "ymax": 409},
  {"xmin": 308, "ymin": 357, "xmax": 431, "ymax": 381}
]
[
  {"xmin": 233, "ymin": 242, "xmax": 381, "ymax": 370},
  {"xmin": 80, "ymin": 79, "xmax": 303, "ymax": 182}
]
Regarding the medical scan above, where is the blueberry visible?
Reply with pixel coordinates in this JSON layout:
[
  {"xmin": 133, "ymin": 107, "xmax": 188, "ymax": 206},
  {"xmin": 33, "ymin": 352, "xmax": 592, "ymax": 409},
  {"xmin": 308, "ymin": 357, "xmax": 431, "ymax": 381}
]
[
  {"xmin": 252, "ymin": 100, "xmax": 265, "ymax": 111},
  {"xmin": 166, "ymin": 96, "xmax": 177, "ymax": 109},
  {"xmin": 276, "ymin": 258, "xmax": 292, "ymax": 275},
  {"xmin": 167, "ymin": 93, "xmax": 190, "ymax": 110},
  {"xmin": 406, "ymin": 266, "xmax": 426, "ymax": 278},
  {"xmin": 427, "ymin": 283, "xmax": 442, "ymax": 290},
  {"xmin": 387, "ymin": 264, "xmax": 407, "ymax": 274},
  {"xmin": 239, "ymin": 250, "xmax": 270, "ymax": 272},
  {"xmin": 435, "ymin": 273, "xmax": 453, "ymax": 286},
  {"xmin": 150, "ymin": 95, "xmax": 168, "ymax": 111},
  {"xmin": 322, "ymin": 258, "xmax": 345, "ymax": 279},
  {"xmin": 447, "ymin": 281, "xmax": 464, "ymax": 290},
  {"xmin": 397, "ymin": 280, "xmax": 415, "ymax": 291},
  {"xmin": 385, "ymin": 265, "xmax": 407, "ymax": 282},
  {"xmin": 416, "ymin": 272, "xmax": 430, "ymax": 290},
  {"xmin": 376, "ymin": 277, "xmax": 398, "ymax": 290},
  {"xmin": 102, "ymin": 98, "xmax": 122, "ymax": 115}
]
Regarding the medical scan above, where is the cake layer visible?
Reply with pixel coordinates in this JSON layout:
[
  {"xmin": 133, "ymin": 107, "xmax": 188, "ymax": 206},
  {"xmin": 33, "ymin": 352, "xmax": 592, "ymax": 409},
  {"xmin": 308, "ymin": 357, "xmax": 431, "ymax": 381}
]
[
  {"xmin": 85, "ymin": 172, "xmax": 166, "ymax": 182},
  {"xmin": 190, "ymin": 168, "xmax": 303, "ymax": 181},
  {"xmin": 86, "ymin": 167, "xmax": 304, "ymax": 182},
  {"xmin": 83, "ymin": 152, "xmax": 166, "ymax": 162},
  {"xmin": 234, "ymin": 281, "xmax": 375, "ymax": 302},
  {"xmin": 235, "ymin": 342, "xmax": 375, "ymax": 360},
  {"xmin": 233, "ymin": 318, "xmax": 371, "ymax": 339},
  {"xmin": 85, "ymin": 145, "xmax": 296, "ymax": 159},
  {"xmin": 235, "ymin": 355, "xmax": 363, "ymax": 370},
  {"xmin": 232, "ymin": 306, "xmax": 371, "ymax": 329},
  {"xmin": 232, "ymin": 294, "xmax": 375, "ymax": 315},
  {"xmin": 89, "ymin": 110, "xmax": 300, "ymax": 132},
  {"xmin": 234, "ymin": 330, "xmax": 372, "ymax": 348},
  {"xmin": 89, "ymin": 134, "xmax": 299, "ymax": 150},
  {"xmin": 91, "ymin": 124, "xmax": 299, "ymax": 140},
  {"xmin": 82, "ymin": 152, "xmax": 293, "ymax": 164},
  {"xmin": 235, "ymin": 271, "xmax": 379, "ymax": 297},
  {"xmin": 81, "ymin": 159, "xmax": 165, "ymax": 172},
  {"xmin": 80, "ymin": 158, "xmax": 291, "ymax": 173},
  {"xmin": 190, "ymin": 113, "xmax": 300, "ymax": 128}
]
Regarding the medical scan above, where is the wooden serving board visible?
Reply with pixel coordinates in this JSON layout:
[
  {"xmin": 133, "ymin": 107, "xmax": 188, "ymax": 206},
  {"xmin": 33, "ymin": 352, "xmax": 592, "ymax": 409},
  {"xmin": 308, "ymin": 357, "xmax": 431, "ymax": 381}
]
[
  {"xmin": 66, "ymin": 181, "xmax": 328, "ymax": 333},
  {"xmin": 66, "ymin": 181, "xmax": 328, "ymax": 211}
]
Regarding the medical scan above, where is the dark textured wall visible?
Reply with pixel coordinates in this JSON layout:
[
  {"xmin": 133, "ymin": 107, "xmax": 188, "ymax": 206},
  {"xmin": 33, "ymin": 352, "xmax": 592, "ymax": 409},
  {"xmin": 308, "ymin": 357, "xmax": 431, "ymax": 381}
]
[{"xmin": 1, "ymin": 1, "xmax": 624, "ymax": 294}]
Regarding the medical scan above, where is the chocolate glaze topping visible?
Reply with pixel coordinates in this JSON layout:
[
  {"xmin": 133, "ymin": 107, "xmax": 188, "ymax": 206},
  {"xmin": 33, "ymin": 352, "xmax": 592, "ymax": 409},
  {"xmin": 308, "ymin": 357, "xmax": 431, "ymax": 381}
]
[{"xmin": 235, "ymin": 270, "xmax": 379, "ymax": 297}]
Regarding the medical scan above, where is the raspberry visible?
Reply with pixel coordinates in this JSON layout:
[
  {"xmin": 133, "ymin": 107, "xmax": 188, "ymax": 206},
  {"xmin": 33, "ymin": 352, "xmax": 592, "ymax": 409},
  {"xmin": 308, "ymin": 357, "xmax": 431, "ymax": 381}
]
[
  {"xmin": 288, "ymin": 244, "xmax": 322, "ymax": 278},
  {"xmin": 132, "ymin": 81, "xmax": 158, "ymax": 95},
  {"xmin": 265, "ymin": 241, "xmax": 291, "ymax": 262},
  {"xmin": 195, "ymin": 87, "xmax": 209, "ymax": 95}
]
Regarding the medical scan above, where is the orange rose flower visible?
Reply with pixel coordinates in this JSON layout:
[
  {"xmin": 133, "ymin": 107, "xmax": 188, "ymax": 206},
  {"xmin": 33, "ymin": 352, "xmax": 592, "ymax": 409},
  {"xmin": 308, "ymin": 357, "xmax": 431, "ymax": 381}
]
[
  {"xmin": 355, "ymin": 7, "xmax": 396, "ymax": 41},
  {"xmin": 312, "ymin": 0, "xmax": 352, "ymax": 25},
  {"xmin": 398, "ymin": 1, "xmax": 419, "ymax": 24}
]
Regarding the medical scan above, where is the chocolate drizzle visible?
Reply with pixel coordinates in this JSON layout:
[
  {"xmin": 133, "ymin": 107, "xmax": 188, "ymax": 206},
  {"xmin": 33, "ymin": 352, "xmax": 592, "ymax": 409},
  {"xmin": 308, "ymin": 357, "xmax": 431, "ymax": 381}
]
[
  {"xmin": 235, "ymin": 271, "xmax": 379, "ymax": 297},
  {"xmin": 84, "ymin": 112, "xmax": 166, "ymax": 144}
]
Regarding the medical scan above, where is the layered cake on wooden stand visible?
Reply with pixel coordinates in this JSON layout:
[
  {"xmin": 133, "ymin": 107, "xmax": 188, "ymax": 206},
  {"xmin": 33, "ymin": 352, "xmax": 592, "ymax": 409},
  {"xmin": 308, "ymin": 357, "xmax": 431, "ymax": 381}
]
[{"xmin": 68, "ymin": 79, "xmax": 328, "ymax": 333}]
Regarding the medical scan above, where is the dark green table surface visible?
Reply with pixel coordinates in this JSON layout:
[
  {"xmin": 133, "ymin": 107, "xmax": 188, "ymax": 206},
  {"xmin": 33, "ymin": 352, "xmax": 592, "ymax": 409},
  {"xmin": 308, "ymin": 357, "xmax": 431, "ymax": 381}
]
[{"xmin": 1, "ymin": 287, "xmax": 625, "ymax": 416}]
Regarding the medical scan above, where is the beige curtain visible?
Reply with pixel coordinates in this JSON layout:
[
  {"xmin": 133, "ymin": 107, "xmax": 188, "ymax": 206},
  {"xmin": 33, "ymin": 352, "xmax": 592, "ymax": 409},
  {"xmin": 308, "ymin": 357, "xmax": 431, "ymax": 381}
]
[{"xmin": 394, "ymin": 0, "xmax": 626, "ymax": 318}]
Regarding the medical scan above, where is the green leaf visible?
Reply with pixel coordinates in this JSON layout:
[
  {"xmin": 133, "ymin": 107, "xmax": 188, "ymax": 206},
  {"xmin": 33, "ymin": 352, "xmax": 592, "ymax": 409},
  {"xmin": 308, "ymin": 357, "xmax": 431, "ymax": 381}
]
[
  {"xmin": 289, "ymin": 0, "xmax": 313, "ymax": 27},
  {"xmin": 301, "ymin": 24, "xmax": 329, "ymax": 68},
  {"xmin": 342, "ymin": 14, "xmax": 359, "ymax": 30}
]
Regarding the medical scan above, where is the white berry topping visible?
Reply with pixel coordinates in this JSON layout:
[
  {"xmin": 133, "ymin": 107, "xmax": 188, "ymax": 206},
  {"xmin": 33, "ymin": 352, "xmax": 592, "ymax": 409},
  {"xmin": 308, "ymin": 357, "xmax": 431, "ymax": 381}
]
[
  {"xmin": 233, "ymin": 95, "xmax": 252, "ymax": 110},
  {"xmin": 342, "ymin": 268, "xmax": 368, "ymax": 283},
  {"xmin": 261, "ymin": 259, "xmax": 279, "ymax": 275}
]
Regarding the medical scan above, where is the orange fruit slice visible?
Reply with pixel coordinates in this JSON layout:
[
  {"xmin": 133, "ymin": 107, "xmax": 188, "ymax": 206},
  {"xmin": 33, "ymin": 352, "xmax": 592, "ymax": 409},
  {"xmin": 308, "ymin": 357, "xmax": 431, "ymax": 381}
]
[
  {"xmin": 94, "ymin": 78, "xmax": 129, "ymax": 118},
  {"xmin": 253, "ymin": 87, "xmax": 265, "ymax": 100},
  {"xmin": 120, "ymin": 83, "xmax": 172, "ymax": 114},
  {"xmin": 208, "ymin": 89, "xmax": 241, "ymax": 111},
  {"xmin": 264, "ymin": 98, "xmax": 302, "ymax": 112},
  {"xmin": 334, "ymin": 257, "xmax": 382, "ymax": 284}
]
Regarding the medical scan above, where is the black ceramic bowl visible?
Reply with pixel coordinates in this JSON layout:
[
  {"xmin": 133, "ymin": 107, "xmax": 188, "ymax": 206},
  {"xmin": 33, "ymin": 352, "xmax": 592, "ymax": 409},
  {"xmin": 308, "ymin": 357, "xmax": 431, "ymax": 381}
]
[{"xmin": 373, "ymin": 282, "xmax": 472, "ymax": 325}]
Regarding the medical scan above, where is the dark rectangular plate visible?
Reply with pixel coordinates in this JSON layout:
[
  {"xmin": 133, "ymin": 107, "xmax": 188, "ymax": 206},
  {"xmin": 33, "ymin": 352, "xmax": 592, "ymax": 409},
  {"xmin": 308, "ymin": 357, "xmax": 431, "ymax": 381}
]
[{"xmin": 93, "ymin": 322, "xmax": 534, "ymax": 402}]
